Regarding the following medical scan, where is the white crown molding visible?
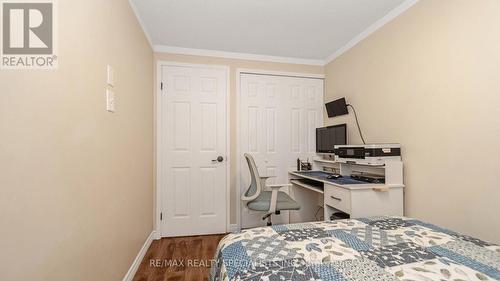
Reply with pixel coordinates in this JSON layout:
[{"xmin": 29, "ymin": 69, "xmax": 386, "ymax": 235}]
[
  {"xmin": 128, "ymin": 0, "xmax": 153, "ymax": 49},
  {"xmin": 324, "ymin": 0, "xmax": 419, "ymax": 64},
  {"xmin": 237, "ymin": 68, "xmax": 324, "ymax": 79},
  {"xmin": 154, "ymin": 45, "xmax": 325, "ymax": 66}
]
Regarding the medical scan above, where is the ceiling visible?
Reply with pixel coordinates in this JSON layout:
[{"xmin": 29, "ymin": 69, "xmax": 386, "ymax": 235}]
[{"xmin": 130, "ymin": 0, "xmax": 416, "ymax": 64}]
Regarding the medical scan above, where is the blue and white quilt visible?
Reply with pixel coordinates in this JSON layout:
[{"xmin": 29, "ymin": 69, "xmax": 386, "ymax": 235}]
[{"xmin": 210, "ymin": 216, "xmax": 500, "ymax": 281}]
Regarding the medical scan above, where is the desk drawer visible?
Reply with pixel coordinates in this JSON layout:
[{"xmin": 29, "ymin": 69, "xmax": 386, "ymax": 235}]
[{"xmin": 325, "ymin": 185, "xmax": 351, "ymax": 213}]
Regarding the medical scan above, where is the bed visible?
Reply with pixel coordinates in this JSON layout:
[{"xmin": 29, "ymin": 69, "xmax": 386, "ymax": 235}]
[{"xmin": 210, "ymin": 216, "xmax": 500, "ymax": 281}]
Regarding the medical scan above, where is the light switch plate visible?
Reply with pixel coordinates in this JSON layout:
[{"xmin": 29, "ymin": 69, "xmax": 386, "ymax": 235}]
[
  {"xmin": 106, "ymin": 89, "xmax": 115, "ymax": 112},
  {"xmin": 107, "ymin": 65, "xmax": 114, "ymax": 87}
]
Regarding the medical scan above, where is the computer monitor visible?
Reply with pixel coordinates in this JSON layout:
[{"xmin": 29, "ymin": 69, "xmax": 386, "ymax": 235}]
[
  {"xmin": 316, "ymin": 124, "xmax": 347, "ymax": 153},
  {"xmin": 325, "ymin": 98, "xmax": 349, "ymax": 118}
]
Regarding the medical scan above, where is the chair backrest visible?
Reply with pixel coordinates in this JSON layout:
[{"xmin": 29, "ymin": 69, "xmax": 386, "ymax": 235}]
[{"xmin": 243, "ymin": 153, "xmax": 262, "ymax": 198}]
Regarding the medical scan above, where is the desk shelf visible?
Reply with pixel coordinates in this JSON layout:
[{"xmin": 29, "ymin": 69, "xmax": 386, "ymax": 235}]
[
  {"xmin": 314, "ymin": 158, "xmax": 385, "ymax": 167},
  {"xmin": 313, "ymin": 159, "xmax": 337, "ymax": 165}
]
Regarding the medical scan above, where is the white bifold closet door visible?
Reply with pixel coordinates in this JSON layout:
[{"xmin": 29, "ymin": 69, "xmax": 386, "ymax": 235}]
[{"xmin": 239, "ymin": 73, "xmax": 324, "ymax": 228}]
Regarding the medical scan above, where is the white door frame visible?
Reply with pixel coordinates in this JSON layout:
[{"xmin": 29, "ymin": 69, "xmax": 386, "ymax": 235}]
[
  {"xmin": 235, "ymin": 69, "xmax": 325, "ymax": 230},
  {"xmin": 155, "ymin": 61, "xmax": 231, "ymax": 239}
]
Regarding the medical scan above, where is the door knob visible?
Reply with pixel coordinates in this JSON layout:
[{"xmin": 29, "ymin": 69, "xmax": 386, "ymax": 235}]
[{"xmin": 212, "ymin": 156, "xmax": 224, "ymax": 163}]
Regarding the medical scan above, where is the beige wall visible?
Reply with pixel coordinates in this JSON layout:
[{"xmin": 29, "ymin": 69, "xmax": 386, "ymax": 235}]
[
  {"xmin": 325, "ymin": 0, "xmax": 500, "ymax": 243},
  {"xmin": 0, "ymin": 0, "xmax": 154, "ymax": 280},
  {"xmin": 154, "ymin": 53, "xmax": 324, "ymax": 224}
]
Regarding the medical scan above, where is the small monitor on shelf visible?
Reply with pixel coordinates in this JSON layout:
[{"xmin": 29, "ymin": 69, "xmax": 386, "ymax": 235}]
[{"xmin": 316, "ymin": 124, "xmax": 347, "ymax": 154}]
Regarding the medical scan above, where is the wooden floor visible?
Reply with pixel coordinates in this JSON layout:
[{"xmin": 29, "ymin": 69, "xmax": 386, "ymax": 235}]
[{"xmin": 133, "ymin": 234, "xmax": 226, "ymax": 281}]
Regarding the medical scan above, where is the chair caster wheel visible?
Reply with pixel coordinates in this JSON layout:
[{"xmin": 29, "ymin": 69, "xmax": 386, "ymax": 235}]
[{"xmin": 266, "ymin": 222, "xmax": 272, "ymax": 226}]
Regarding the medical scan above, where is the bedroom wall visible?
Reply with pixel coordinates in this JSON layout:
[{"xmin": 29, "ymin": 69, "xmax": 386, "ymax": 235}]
[
  {"xmin": 324, "ymin": 0, "xmax": 500, "ymax": 243},
  {"xmin": 154, "ymin": 52, "xmax": 324, "ymax": 225},
  {"xmin": 0, "ymin": 0, "xmax": 154, "ymax": 280}
]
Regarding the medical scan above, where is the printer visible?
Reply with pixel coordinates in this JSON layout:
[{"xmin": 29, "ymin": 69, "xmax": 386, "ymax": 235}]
[{"xmin": 334, "ymin": 144, "xmax": 401, "ymax": 166}]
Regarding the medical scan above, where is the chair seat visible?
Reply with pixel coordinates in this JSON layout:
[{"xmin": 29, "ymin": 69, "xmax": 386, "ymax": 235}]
[{"xmin": 247, "ymin": 191, "xmax": 300, "ymax": 211}]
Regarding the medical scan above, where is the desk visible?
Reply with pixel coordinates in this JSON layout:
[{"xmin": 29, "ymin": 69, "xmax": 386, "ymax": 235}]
[{"xmin": 289, "ymin": 170, "xmax": 404, "ymax": 221}]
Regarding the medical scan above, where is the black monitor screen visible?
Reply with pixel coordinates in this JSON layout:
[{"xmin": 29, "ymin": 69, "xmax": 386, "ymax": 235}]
[
  {"xmin": 316, "ymin": 124, "xmax": 347, "ymax": 153},
  {"xmin": 325, "ymin": 98, "xmax": 349, "ymax": 117}
]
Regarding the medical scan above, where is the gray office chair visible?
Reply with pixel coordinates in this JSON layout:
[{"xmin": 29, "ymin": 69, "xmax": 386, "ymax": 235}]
[{"xmin": 241, "ymin": 153, "xmax": 300, "ymax": 226}]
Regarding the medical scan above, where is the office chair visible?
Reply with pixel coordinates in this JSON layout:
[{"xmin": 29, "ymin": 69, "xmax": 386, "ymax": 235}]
[{"xmin": 241, "ymin": 153, "xmax": 300, "ymax": 226}]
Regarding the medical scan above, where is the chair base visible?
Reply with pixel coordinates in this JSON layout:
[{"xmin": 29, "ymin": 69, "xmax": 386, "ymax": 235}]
[{"xmin": 262, "ymin": 211, "xmax": 281, "ymax": 226}]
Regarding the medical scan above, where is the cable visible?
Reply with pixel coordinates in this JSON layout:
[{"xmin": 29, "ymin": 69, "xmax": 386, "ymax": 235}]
[
  {"xmin": 314, "ymin": 206, "xmax": 324, "ymax": 221},
  {"xmin": 347, "ymin": 104, "xmax": 366, "ymax": 144}
]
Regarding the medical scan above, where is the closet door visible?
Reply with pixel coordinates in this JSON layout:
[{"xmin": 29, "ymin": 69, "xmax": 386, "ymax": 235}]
[{"xmin": 239, "ymin": 73, "xmax": 323, "ymax": 228}]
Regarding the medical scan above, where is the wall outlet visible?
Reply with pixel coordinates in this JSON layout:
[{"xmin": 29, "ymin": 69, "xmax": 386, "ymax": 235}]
[{"xmin": 106, "ymin": 89, "xmax": 115, "ymax": 112}]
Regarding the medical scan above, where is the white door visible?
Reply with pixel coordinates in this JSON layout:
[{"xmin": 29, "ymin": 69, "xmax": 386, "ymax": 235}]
[
  {"xmin": 239, "ymin": 73, "xmax": 324, "ymax": 228},
  {"xmin": 159, "ymin": 64, "xmax": 228, "ymax": 237}
]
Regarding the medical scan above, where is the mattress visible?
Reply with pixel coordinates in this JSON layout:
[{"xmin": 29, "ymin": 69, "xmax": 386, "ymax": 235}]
[{"xmin": 210, "ymin": 216, "xmax": 500, "ymax": 281}]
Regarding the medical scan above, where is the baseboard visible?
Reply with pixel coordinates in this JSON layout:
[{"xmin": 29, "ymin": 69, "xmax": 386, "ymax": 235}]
[
  {"xmin": 229, "ymin": 224, "xmax": 240, "ymax": 233},
  {"xmin": 122, "ymin": 230, "xmax": 155, "ymax": 281}
]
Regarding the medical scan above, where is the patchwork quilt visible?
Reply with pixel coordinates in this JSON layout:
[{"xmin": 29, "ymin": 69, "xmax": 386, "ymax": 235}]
[{"xmin": 210, "ymin": 217, "xmax": 500, "ymax": 281}]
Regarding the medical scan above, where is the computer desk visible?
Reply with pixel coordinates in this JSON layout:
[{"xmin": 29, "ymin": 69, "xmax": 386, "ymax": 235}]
[{"xmin": 289, "ymin": 168, "xmax": 404, "ymax": 221}]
